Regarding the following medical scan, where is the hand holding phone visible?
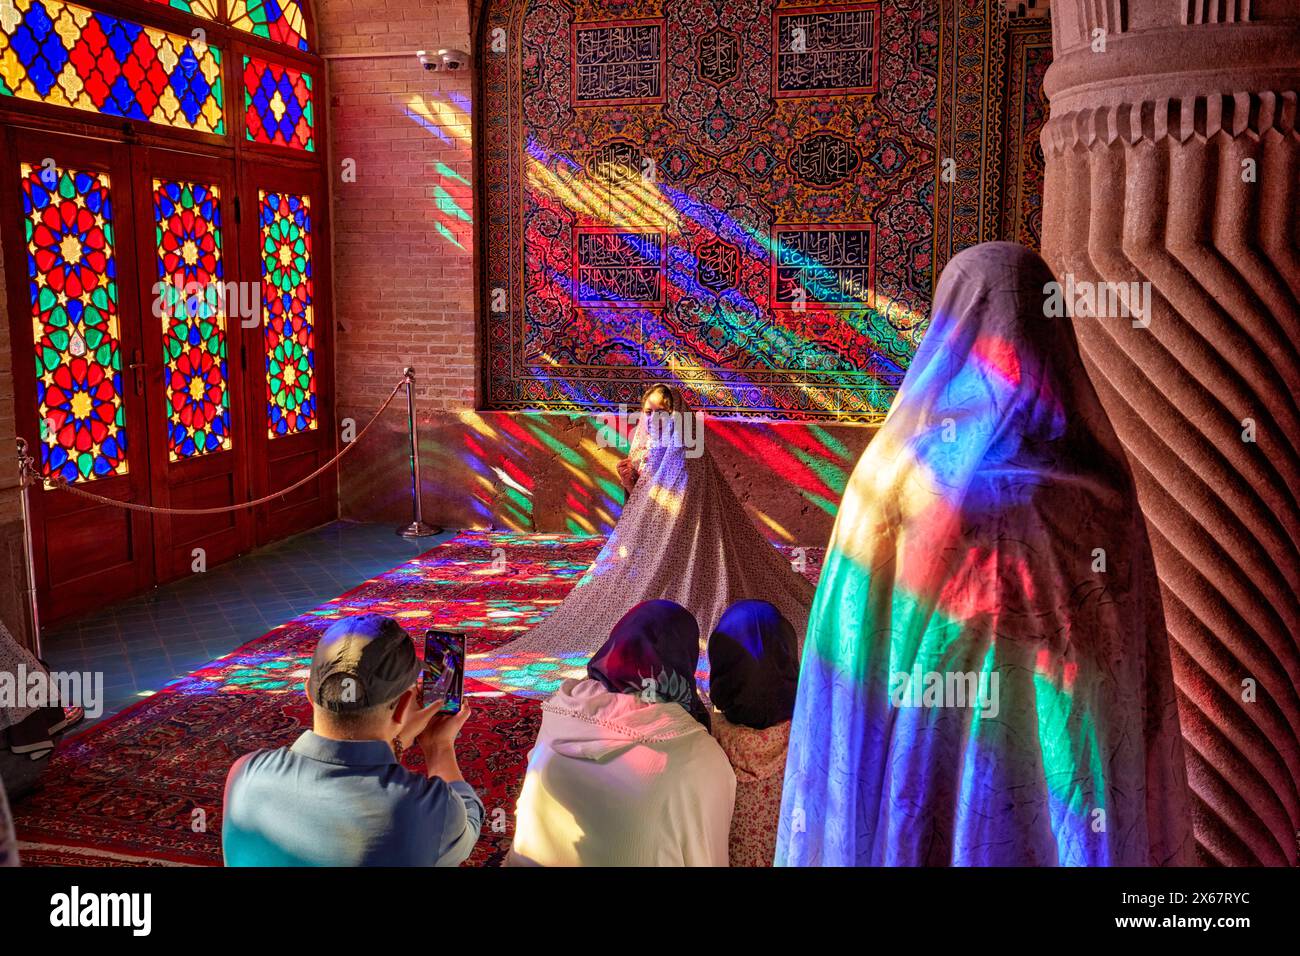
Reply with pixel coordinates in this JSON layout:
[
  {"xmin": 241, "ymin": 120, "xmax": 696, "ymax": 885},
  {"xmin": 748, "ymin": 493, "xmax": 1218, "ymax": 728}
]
[
  {"xmin": 417, "ymin": 705, "xmax": 472, "ymax": 750},
  {"xmin": 415, "ymin": 704, "xmax": 472, "ymax": 784},
  {"xmin": 394, "ymin": 693, "xmax": 442, "ymax": 753},
  {"xmin": 420, "ymin": 630, "xmax": 466, "ymax": 714}
]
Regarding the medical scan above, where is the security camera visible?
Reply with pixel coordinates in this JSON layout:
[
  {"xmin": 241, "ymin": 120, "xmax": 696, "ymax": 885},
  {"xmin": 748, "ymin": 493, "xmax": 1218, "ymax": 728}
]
[
  {"xmin": 439, "ymin": 49, "xmax": 469, "ymax": 71},
  {"xmin": 417, "ymin": 48, "xmax": 470, "ymax": 72}
]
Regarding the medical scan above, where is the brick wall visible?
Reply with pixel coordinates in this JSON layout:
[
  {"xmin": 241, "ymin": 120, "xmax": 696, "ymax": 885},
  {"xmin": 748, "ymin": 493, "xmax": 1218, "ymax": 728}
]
[
  {"xmin": 319, "ymin": 0, "xmax": 489, "ymax": 531},
  {"xmin": 318, "ymin": 0, "xmax": 476, "ymax": 414}
]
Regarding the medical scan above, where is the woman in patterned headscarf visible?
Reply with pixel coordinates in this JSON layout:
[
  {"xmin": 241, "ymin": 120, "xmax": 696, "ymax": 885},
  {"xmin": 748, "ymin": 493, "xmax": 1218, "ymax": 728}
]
[
  {"xmin": 708, "ymin": 599, "xmax": 800, "ymax": 867},
  {"xmin": 777, "ymin": 242, "xmax": 1193, "ymax": 867}
]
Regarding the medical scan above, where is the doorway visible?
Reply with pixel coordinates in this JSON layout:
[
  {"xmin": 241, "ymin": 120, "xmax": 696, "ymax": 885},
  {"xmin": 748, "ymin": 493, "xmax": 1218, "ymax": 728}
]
[{"xmin": 2, "ymin": 125, "xmax": 336, "ymax": 623}]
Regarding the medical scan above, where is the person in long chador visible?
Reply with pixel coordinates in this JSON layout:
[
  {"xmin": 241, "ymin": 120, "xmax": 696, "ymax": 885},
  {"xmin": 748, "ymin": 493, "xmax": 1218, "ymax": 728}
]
[
  {"xmin": 480, "ymin": 383, "xmax": 815, "ymax": 693},
  {"xmin": 777, "ymin": 242, "xmax": 1194, "ymax": 866}
]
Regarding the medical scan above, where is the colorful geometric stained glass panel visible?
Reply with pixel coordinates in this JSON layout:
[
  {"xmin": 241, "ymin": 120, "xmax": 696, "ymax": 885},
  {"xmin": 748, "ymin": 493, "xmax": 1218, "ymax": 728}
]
[
  {"xmin": 259, "ymin": 191, "xmax": 315, "ymax": 438},
  {"xmin": 0, "ymin": 0, "xmax": 225, "ymax": 133},
  {"xmin": 229, "ymin": 0, "xmax": 309, "ymax": 52},
  {"xmin": 144, "ymin": 0, "xmax": 218, "ymax": 18},
  {"xmin": 154, "ymin": 179, "xmax": 232, "ymax": 461},
  {"xmin": 22, "ymin": 162, "xmax": 128, "ymax": 483},
  {"xmin": 242, "ymin": 55, "xmax": 314, "ymax": 151}
]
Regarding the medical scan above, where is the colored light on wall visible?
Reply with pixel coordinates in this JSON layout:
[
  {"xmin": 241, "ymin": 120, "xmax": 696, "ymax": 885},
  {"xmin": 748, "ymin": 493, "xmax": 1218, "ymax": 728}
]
[
  {"xmin": 0, "ymin": 0, "xmax": 225, "ymax": 133},
  {"xmin": 154, "ymin": 179, "xmax": 232, "ymax": 460},
  {"xmin": 243, "ymin": 54, "xmax": 314, "ymax": 151},
  {"xmin": 23, "ymin": 162, "xmax": 127, "ymax": 483},
  {"xmin": 259, "ymin": 190, "xmax": 315, "ymax": 437},
  {"xmin": 404, "ymin": 96, "xmax": 474, "ymax": 249}
]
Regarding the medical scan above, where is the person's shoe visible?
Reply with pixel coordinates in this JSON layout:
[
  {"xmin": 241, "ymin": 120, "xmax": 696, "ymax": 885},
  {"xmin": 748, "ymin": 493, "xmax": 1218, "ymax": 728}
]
[
  {"xmin": 47, "ymin": 705, "xmax": 84, "ymax": 735},
  {"xmin": 6, "ymin": 705, "xmax": 83, "ymax": 755},
  {"xmin": 7, "ymin": 713, "xmax": 53, "ymax": 755}
]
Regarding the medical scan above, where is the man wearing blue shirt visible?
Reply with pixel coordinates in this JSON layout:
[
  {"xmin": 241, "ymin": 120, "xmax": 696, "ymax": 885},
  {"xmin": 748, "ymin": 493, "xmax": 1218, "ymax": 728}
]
[{"xmin": 222, "ymin": 614, "xmax": 483, "ymax": 866}]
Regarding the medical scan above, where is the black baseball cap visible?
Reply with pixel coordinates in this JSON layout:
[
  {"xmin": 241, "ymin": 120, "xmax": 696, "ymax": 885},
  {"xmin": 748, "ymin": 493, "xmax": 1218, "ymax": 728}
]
[{"xmin": 309, "ymin": 614, "xmax": 419, "ymax": 712}]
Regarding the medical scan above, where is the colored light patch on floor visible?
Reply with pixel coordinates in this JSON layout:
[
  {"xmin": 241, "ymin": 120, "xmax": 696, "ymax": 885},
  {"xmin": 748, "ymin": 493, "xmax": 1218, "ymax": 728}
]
[{"xmin": 466, "ymin": 651, "xmax": 592, "ymax": 696}]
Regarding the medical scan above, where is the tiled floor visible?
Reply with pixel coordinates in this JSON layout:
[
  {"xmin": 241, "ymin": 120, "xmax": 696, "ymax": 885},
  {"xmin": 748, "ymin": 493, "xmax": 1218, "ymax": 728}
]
[{"xmin": 39, "ymin": 521, "xmax": 453, "ymax": 734}]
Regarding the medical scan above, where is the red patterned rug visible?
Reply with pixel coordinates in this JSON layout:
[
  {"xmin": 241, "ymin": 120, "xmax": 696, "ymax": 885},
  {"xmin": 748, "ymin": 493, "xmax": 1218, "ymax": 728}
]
[{"xmin": 13, "ymin": 530, "xmax": 820, "ymax": 867}]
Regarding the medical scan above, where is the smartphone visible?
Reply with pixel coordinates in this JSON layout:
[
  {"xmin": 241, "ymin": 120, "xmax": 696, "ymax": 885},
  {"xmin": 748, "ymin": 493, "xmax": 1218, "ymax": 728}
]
[{"xmin": 421, "ymin": 630, "xmax": 465, "ymax": 713}]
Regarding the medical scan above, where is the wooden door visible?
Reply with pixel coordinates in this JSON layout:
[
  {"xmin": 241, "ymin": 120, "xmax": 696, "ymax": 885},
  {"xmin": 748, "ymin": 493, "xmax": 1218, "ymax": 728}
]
[
  {"xmin": 238, "ymin": 161, "xmax": 336, "ymax": 544},
  {"xmin": 130, "ymin": 147, "xmax": 255, "ymax": 583},
  {"xmin": 1, "ymin": 128, "xmax": 156, "ymax": 622}
]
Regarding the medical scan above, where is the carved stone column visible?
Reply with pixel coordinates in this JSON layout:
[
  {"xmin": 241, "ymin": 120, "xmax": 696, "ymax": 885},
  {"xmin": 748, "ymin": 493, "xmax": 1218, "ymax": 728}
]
[{"xmin": 1041, "ymin": 2, "xmax": 1300, "ymax": 866}]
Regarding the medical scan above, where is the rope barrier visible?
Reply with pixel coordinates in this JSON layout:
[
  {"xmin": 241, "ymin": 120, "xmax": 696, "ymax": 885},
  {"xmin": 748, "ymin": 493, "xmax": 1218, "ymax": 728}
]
[{"xmin": 24, "ymin": 377, "xmax": 407, "ymax": 516}]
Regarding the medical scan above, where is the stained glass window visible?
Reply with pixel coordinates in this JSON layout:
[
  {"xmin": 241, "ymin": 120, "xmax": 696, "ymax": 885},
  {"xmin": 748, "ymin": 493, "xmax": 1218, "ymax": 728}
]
[
  {"xmin": 154, "ymin": 180, "xmax": 231, "ymax": 460},
  {"xmin": 259, "ymin": 191, "xmax": 315, "ymax": 437},
  {"xmin": 0, "ymin": 0, "xmax": 225, "ymax": 133},
  {"xmin": 144, "ymin": 0, "xmax": 218, "ymax": 18},
  {"xmin": 228, "ymin": 0, "xmax": 309, "ymax": 52},
  {"xmin": 242, "ymin": 55, "xmax": 314, "ymax": 151},
  {"xmin": 22, "ymin": 163, "xmax": 127, "ymax": 483}
]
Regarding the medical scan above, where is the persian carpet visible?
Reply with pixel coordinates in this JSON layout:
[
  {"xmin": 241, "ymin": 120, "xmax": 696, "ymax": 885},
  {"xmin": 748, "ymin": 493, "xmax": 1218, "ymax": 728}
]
[{"xmin": 12, "ymin": 530, "xmax": 821, "ymax": 867}]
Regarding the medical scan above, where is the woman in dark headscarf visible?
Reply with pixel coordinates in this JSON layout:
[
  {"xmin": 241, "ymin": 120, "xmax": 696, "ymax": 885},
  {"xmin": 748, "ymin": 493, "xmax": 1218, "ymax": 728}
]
[
  {"xmin": 777, "ymin": 242, "xmax": 1194, "ymax": 866},
  {"xmin": 509, "ymin": 601, "xmax": 735, "ymax": 866},
  {"xmin": 708, "ymin": 600, "xmax": 800, "ymax": 866},
  {"xmin": 588, "ymin": 599, "xmax": 713, "ymax": 730}
]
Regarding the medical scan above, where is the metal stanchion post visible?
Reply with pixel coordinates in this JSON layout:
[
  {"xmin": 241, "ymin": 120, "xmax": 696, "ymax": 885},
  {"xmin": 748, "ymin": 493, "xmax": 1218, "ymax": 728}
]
[
  {"xmin": 398, "ymin": 367, "xmax": 440, "ymax": 538},
  {"xmin": 14, "ymin": 439, "xmax": 42, "ymax": 658}
]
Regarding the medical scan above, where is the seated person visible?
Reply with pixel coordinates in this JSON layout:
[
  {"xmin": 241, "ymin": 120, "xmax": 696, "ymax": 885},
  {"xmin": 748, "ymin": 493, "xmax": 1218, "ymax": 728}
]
[
  {"xmin": 223, "ymin": 613, "xmax": 481, "ymax": 866},
  {"xmin": 707, "ymin": 599, "xmax": 800, "ymax": 867},
  {"xmin": 1, "ymin": 619, "xmax": 83, "ymax": 765},
  {"xmin": 509, "ymin": 600, "xmax": 735, "ymax": 866}
]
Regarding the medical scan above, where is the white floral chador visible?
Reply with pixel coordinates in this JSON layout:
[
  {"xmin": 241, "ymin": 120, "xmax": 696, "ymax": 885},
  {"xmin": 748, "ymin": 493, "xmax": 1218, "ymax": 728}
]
[{"xmin": 483, "ymin": 398, "xmax": 815, "ymax": 690}]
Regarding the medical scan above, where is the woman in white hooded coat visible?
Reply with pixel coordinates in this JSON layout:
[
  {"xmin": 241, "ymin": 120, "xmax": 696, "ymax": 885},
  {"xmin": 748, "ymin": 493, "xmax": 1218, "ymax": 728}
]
[{"xmin": 508, "ymin": 600, "xmax": 735, "ymax": 866}]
